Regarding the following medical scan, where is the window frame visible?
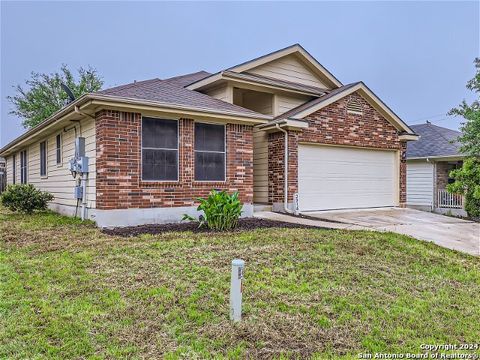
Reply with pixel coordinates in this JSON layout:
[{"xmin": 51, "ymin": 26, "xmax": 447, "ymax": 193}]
[
  {"xmin": 56, "ymin": 133, "xmax": 62, "ymax": 166},
  {"xmin": 40, "ymin": 140, "xmax": 47, "ymax": 178},
  {"xmin": 140, "ymin": 116, "xmax": 180, "ymax": 182},
  {"xmin": 12, "ymin": 154, "xmax": 16, "ymax": 184},
  {"xmin": 194, "ymin": 122, "xmax": 227, "ymax": 182},
  {"xmin": 20, "ymin": 150, "xmax": 27, "ymax": 184}
]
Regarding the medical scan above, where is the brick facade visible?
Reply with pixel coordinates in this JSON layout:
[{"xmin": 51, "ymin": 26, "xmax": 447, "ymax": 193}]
[
  {"xmin": 96, "ymin": 110, "xmax": 253, "ymax": 210},
  {"xmin": 268, "ymin": 131, "xmax": 299, "ymax": 204},
  {"xmin": 435, "ymin": 162, "xmax": 454, "ymax": 191},
  {"xmin": 268, "ymin": 92, "xmax": 407, "ymax": 206}
]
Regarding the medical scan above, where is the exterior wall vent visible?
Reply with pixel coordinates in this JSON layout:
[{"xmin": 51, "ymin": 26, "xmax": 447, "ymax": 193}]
[{"xmin": 347, "ymin": 98, "xmax": 363, "ymax": 115}]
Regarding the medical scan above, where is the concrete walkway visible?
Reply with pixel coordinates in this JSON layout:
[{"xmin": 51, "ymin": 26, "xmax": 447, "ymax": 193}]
[{"xmin": 255, "ymin": 208, "xmax": 480, "ymax": 256}]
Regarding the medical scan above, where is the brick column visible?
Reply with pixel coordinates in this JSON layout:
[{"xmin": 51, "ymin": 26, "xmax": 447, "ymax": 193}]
[
  {"xmin": 268, "ymin": 130, "xmax": 299, "ymax": 206},
  {"xmin": 96, "ymin": 110, "xmax": 141, "ymax": 210},
  {"xmin": 399, "ymin": 142, "xmax": 407, "ymax": 207}
]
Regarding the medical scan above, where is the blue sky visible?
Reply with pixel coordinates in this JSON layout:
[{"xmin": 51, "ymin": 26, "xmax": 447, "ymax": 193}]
[{"xmin": 1, "ymin": 1, "xmax": 478, "ymax": 146}]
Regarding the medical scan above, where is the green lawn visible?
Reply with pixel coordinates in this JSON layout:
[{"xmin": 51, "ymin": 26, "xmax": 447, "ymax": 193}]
[{"xmin": 1, "ymin": 208, "xmax": 479, "ymax": 359}]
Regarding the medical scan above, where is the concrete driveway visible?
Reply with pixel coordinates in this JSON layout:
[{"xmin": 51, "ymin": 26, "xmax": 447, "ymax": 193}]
[{"xmin": 305, "ymin": 208, "xmax": 479, "ymax": 256}]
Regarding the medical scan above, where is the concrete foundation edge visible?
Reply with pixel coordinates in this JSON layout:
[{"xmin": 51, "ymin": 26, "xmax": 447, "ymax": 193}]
[{"xmin": 95, "ymin": 204, "xmax": 254, "ymax": 228}]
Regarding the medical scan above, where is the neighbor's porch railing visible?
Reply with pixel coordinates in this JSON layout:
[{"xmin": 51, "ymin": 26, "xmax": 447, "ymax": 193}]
[{"xmin": 437, "ymin": 189, "xmax": 464, "ymax": 209}]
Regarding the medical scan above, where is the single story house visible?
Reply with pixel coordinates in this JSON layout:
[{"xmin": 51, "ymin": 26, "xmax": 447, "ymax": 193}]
[
  {"xmin": 0, "ymin": 44, "xmax": 418, "ymax": 227},
  {"xmin": 406, "ymin": 122, "xmax": 466, "ymax": 216}
]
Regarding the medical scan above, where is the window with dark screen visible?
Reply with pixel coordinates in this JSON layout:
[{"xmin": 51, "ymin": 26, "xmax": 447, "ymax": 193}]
[
  {"xmin": 56, "ymin": 134, "xmax": 62, "ymax": 165},
  {"xmin": 12, "ymin": 154, "xmax": 16, "ymax": 184},
  {"xmin": 194, "ymin": 123, "xmax": 225, "ymax": 181},
  {"xmin": 141, "ymin": 117, "xmax": 178, "ymax": 181},
  {"xmin": 40, "ymin": 141, "xmax": 47, "ymax": 177},
  {"xmin": 20, "ymin": 150, "xmax": 27, "ymax": 184}
]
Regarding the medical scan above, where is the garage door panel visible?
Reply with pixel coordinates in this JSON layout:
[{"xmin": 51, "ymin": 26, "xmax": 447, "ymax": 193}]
[{"xmin": 298, "ymin": 145, "xmax": 396, "ymax": 211}]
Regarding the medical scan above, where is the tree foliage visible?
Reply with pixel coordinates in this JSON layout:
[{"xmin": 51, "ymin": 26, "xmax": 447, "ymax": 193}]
[
  {"xmin": 447, "ymin": 158, "xmax": 480, "ymax": 218},
  {"xmin": 448, "ymin": 58, "xmax": 480, "ymax": 157},
  {"xmin": 7, "ymin": 64, "xmax": 103, "ymax": 129},
  {"xmin": 447, "ymin": 58, "xmax": 480, "ymax": 218}
]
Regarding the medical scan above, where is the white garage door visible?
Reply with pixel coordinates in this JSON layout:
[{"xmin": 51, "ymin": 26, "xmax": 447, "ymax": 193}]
[{"xmin": 298, "ymin": 145, "xmax": 397, "ymax": 211}]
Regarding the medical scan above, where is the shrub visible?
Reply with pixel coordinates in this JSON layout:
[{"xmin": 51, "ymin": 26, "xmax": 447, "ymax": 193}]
[
  {"xmin": 1, "ymin": 184, "xmax": 54, "ymax": 214},
  {"xmin": 447, "ymin": 157, "xmax": 480, "ymax": 219},
  {"xmin": 183, "ymin": 190, "xmax": 243, "ymax": 231}
]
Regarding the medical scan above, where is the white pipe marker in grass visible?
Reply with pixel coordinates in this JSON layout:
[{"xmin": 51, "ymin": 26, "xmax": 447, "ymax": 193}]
[{"xmin": 230, "ymin": 259, "xmax": 245, "ymax": 322}]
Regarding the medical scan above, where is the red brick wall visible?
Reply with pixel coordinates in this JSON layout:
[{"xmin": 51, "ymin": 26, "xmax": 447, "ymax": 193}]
[
  {"xmin": 268, "ymin": 131, "xmax": 298, "ymax": 204},
  {"xmin": 96, "ymin": 110, "xmax": 253, "ymax": 210},
  {"xmin": 268, "ymin": 92, "xmax": 407, "ymax": 206},
  {"xmin": 400, "ymin": 142, "xmax": 407, "ymax": 206}
]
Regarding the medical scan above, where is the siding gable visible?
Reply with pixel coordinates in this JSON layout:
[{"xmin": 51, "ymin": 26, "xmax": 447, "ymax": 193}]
[{"xmin": 247, "ymin": 54, "xmax": 329, "ymax": 89}]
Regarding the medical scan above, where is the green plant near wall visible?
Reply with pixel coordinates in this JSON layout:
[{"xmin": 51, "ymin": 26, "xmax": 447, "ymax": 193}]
[
  {"xmin": 183, "ymin": 190, "xmax": 243, "ymax": 231},
  {"xmin": 1, "ymin": 184, "xmax": 54, "ymax": 214}
]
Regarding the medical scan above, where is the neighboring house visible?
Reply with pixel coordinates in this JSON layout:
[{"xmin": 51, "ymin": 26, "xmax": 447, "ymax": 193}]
[
  {"xmin": 406, "ymin": 122, "xmax": 466, "ymax": 216},
  {"xmin": 0, "ymin": 44, "xmax": 418, "ymax": 227}
]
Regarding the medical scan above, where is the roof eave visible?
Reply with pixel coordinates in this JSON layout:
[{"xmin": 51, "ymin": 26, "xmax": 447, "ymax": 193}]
[
  {"xmin": 257, "ymin": 118, "xmax": 309, "ymax": 132},
  {"xmin": 290, "ymin": 82, "xmax": 415, "ymax": 135},
  {"xmin": 0, "ymin": 93, "xmax": 272, "ymax": 157},
  {"xmin": 0, "ymin": 94, "xmax": 91, "ymax": 156},
  {"xmin": 407, "ymin": 154, "xmax": 466, "ymax": 161},
  {"xmin": 399, "ymin": 134, "xmax": 420, "ymax": 141}
]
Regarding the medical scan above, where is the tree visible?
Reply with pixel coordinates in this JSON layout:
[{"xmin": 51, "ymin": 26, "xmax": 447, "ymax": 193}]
[
  {"xmin": 447, "ymin": 58, "xmax": 480, "ymax": 218},
  {"xmin": 7, "ymin": 64, "xmax": 103, "ymax": 129},
  {"xmin": 448, "ymin": 58, "xmax": 480, "ymax": 157}
]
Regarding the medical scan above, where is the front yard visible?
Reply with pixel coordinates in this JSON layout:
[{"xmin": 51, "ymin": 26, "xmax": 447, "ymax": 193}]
[{"xmin": 1, "ymin": 208, "xmax": 479, "ymax": 359}]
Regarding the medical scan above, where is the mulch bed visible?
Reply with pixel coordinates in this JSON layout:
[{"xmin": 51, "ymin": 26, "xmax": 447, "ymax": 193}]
[{"xmin": 102, "ymin": 218, "xmax": 320, "ymax": 237}]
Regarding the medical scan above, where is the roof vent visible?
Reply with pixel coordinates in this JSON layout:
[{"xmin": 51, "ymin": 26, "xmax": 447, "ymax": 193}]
[{"xmin": 346, "ymin": 97, "xmax": 363, "ymax": 115}]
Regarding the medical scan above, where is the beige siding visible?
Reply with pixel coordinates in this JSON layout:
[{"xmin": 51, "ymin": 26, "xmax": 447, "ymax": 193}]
[
  {"xmin": 253, "ymin": 127, "xmax": 268, "ymax": 203},
  {"xmin": 276, "ymin": 93, "xmax": 311, "ymax": 115},
  {"xmin": 204, "ymin": 84, "xmax": 230, "ymax": 102},
  {"xmin": 234, "ymin": 88, "xmax": 273, "ymax": 115},
  {"xmin": 5, "ymin": 155, "xmax": 16, "ymax": 184},
  {"xmin": 5, "ymin": 117, "xmax": 96, "ymax": 209},
  {"xmin": 248, "ymin": 54, "xmax": 328, "ymax": 89}
]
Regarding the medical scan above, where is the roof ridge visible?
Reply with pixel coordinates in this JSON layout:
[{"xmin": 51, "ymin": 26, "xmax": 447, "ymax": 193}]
[
  {"xmin": 99, "ymin": 78, "xmax": 161, "ymax": 94},
  {"xmin": 162, "ymin": 70, "xmax": 209, "ymax": 82}
]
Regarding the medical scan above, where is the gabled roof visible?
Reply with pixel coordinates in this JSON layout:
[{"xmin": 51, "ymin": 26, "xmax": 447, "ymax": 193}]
[
  {"xmin": 406, "ymin": 123, "xmax": 463, "ymax": 159},
  {"xmin": 98, "ymin": 77, "xmax": 270, "ymax": 119},
  {"xmin": 186, "ymin": 44, "xmax": 342, "ymax": 90},
  {"xmin": 274, "ymin": 81, "xmax": 416, "ymax": 135},
  {"xmin": 221, "ymin": 71, "xmax": 327, "ymax": 96},
  {"xmin": 275, "ymin": 82, "xmax": 360, "ymax": 120}
]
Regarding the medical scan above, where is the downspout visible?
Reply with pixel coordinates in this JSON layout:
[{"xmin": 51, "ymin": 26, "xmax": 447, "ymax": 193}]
[{"xmin": 275, "ymin": 124, "xmax": 294, "ymax": 214}]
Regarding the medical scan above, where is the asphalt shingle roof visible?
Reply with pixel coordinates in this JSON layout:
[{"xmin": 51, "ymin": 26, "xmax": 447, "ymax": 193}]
[
  {"xmin": 162, "ymin": 71, "xmax": 212, "ymax": 87},
  {"xmin": 97, "ymin": 75, "xmax": 270, "ymax": 119},
  {"xmin": 406, "ymin": 123, "xmax": 462, "ymax": 158}
]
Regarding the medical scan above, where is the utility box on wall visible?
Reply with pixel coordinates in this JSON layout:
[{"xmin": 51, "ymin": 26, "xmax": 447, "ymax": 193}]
[
  {"xmin": 75, "ymin": 137, "xmax": 85, "ymax": 159},
  {"xmin": 74, "ymin": 186, "xmax": 83, "ymax": 199}
]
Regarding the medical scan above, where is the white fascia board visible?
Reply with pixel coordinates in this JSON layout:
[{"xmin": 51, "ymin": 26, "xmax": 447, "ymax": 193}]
[{"xmin": 292, "ymin": 83, "xmax": 415, "ymax": 135}]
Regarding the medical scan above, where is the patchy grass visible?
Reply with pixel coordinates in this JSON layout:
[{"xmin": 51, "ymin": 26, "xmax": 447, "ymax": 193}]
[{"xmin": 1, "ymin": 208, "xmax": 479, "ymax": 359}]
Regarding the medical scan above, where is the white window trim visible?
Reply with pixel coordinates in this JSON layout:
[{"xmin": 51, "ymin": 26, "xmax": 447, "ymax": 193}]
[
  {"xmin": 194, "ymin": 122, "xmax": 227, "ymax": 183},
  {"xmin": 140, "ymin": 116, "xmax": 180, "ymax": 182}
]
